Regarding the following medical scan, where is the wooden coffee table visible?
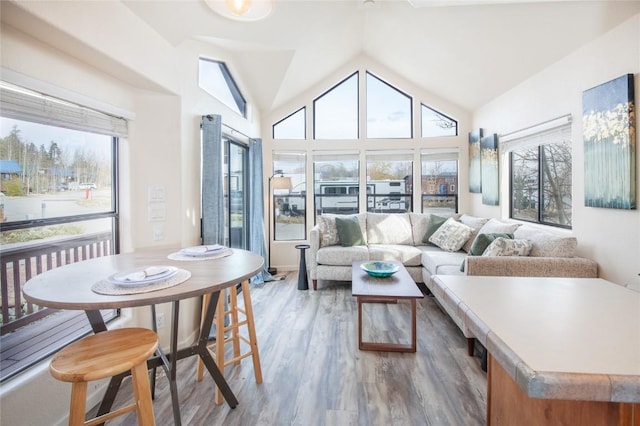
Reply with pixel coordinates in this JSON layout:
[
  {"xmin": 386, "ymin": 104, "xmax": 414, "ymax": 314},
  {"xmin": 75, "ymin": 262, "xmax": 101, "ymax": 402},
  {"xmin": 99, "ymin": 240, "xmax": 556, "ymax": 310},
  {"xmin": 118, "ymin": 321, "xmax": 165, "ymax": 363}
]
[{"xmin": 352, "ymin": 260, "xmax": 424, "ymax": 352}]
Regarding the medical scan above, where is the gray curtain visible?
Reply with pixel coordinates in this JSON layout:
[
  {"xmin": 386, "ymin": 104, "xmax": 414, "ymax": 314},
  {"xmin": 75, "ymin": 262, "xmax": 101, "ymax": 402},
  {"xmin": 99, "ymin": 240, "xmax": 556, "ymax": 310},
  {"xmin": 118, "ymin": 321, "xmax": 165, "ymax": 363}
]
[
  {"xmin": 201, "ymin": 114, "xmax": 225, "ymax": 245},
  {"xmin": 202, "ymin": 114, "xmax": 227, "ymax": 338},
  {"xmin": 249, "ymin": 138, "xmax": 274, "ymax": 284}
]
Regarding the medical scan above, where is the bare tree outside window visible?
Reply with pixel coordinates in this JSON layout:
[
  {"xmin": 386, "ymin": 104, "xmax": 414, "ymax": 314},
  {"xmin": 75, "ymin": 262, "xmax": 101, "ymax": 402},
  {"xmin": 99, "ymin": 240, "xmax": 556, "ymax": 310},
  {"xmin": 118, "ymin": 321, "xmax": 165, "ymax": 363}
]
[{"xmin": 510, "ymin": 140, "xmax": 572, "ymax": 228}]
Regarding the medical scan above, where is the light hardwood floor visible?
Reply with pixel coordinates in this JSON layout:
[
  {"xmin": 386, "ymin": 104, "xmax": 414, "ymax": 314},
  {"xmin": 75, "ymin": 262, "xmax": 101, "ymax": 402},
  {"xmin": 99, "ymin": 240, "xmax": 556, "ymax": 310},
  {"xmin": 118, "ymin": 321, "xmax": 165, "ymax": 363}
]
[{"xmin": 106, "ymin": 273, "xmax": 487, "ymax": 425}]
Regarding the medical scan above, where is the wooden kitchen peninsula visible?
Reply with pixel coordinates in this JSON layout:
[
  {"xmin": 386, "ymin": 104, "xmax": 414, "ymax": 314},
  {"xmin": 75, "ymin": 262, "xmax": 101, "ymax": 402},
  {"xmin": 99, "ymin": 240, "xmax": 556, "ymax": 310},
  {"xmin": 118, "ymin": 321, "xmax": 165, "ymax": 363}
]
[{"xmin": 431, "ymin": 275, "xmax": 640, "ymax": 426}]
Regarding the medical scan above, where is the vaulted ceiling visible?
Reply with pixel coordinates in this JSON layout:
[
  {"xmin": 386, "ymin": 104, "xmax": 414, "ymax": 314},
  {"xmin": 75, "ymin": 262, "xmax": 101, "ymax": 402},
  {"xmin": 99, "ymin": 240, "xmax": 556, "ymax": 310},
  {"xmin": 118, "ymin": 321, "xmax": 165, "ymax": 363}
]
[{"xmin": 123, "ymin": 0, "xmax": 640, "ymax": 113}]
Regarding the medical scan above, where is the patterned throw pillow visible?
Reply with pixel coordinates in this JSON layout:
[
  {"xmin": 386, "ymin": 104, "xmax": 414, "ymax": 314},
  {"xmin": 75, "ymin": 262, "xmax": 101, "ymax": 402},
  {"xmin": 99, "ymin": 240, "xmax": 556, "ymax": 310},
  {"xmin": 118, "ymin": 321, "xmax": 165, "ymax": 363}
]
[
  {"xmin": 428, "ymin": 217, "xmax": 474, "ymax": 252},
  {"xmin": 317, "ymin": 215, "xmax": 340, "ymax": 247},
  {"xmin": 460, "ymin": 233, "xmax": 514, "ymax": 272},
  {"xmin": 482, "ymin": 237, "xmax": 532, "ymax": 257}
]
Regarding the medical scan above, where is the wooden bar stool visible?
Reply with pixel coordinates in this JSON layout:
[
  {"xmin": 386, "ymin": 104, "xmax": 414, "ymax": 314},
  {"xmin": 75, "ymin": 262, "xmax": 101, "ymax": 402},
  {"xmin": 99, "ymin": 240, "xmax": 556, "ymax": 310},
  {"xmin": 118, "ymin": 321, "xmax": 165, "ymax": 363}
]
[
  {"xmin": 50, "ymin": 328, "xmax": 158, "ymax": 426},
  {"xmin": 196, "ymin": 280, "xmax": 262, "ymax": 404}
]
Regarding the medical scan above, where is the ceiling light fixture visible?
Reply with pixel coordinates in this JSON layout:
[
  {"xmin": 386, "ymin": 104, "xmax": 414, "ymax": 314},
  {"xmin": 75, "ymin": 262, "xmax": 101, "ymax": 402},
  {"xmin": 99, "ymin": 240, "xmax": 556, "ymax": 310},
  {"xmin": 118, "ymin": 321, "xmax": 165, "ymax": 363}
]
[{"xmin": 205, "ymin": 0, "xmax": 273, "ymax": 22}]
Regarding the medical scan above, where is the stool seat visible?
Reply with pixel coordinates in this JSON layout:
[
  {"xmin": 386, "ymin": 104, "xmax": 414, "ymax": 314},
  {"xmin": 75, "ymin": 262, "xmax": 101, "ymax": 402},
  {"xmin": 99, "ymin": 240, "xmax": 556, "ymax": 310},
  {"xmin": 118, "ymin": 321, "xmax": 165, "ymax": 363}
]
[
  {"xmin": 51, "ymin": 328, "xmax": 158, "ymax": 382},
  {"xmin": 50, "ymin": 328, "xmax": 158, "ymax": 426}
]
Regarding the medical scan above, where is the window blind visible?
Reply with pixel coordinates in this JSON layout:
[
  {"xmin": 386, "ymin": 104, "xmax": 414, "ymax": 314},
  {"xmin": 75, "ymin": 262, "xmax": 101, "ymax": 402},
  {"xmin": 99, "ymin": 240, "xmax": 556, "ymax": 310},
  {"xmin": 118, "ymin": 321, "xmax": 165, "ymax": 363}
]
[
  {"xmin": 366, "ymin": 149, "xmax": 414, "ymax": 161},
  {"xmin": 500, "ymin": 115, "xmax": 572, "ymax": 152},
  {"xmin": 0, "ymin": 82, "xmax": 128, "ymax": 138},
  {"xmin": 421, "ymin": 148, "xmax": 459, "ymax": 161}
]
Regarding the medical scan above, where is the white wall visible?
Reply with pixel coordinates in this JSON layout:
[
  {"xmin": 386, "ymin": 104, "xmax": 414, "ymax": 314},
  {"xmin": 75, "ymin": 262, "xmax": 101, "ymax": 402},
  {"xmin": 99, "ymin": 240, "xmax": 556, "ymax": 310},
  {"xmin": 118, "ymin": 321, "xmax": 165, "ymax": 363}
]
[{"xmin": 472, "ymin": 14, "xmax": 640, "ymax": 288}]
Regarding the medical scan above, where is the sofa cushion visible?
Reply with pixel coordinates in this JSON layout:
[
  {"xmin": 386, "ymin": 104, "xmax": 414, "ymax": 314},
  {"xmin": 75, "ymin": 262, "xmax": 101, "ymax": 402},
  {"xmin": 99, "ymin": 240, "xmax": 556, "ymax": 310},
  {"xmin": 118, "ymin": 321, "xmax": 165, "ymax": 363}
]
[
  {"xmin": 316, "ymin": 245, "xmax": 369, "ymax": 266},
  {"xmin": 368, "ymin": 244, "xmax": 423, "ymax": 266},
  {"xmin": 366, "ymin": 213, "xmax": 413, "ymax": 245},
  {"xmin": 483, "ymin": 237, "xmax": 532, "ymax": 257},
  {"xmin": 459, "ymin": 215, "xmax": 490, "ymax": 252},
  {"xmin": 409, "ymin": 213, "xmax": 431, "ymax": 246},
  {"xmin": 422, "ymin": 249, "xmax": 467, "ymax": 275},
  {"xmin": 336, "ymin": 215, "xmax": 365, "ymax": 246},
  {"xmin": 422, "ymin": 214, "xmax": 448, "ymax": 244},
  {"xmin": 514, "ymin": 226, "xmax": 577, "ymax": 257},
  {"xmin": 429, "ymin": 218, "xmax": 473, "ymax": 252}
]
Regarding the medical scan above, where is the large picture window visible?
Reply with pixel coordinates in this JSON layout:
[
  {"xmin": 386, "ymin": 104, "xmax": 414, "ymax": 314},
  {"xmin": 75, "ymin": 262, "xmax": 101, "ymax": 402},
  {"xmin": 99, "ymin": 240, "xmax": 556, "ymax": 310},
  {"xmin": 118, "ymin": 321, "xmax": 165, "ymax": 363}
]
[
  {"xmin": 421, "ymin": 149, "xmax": 459, "ymax": 214},
  {"xmin": 0, "ymin": 82, "xmax": 121, "ymax": 381},
  {"xmin": 506, "ymin": 118, "xmax": 572, "ymax": 228},
  {"xmin": 272, "ymin": 151, "xmax": 306, "ymax": 241},
  {"xmin": 366, "ymin": 151, "xmax": 413, "ymax": 212},
  {"xmin": 313, "ymin": 152, "xmax": 359, "ymax": 219}
]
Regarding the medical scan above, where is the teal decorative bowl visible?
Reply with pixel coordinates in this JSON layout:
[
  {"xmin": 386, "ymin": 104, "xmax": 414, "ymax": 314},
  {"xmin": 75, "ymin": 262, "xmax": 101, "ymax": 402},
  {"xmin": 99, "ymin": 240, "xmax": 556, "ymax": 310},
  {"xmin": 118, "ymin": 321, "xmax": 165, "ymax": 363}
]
[{"xmin": 360, "ymin": 261, "xmax": 399, "ymax": 278}]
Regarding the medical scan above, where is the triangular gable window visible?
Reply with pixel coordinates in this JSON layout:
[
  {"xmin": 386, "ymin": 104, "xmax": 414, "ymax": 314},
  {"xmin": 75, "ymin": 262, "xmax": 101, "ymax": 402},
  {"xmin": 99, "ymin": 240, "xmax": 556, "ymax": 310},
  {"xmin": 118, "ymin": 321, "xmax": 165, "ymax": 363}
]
[
  {"xmin": 313, "ymin": 72, "xmax": 359, "ymax": 140},
  {"xmin": 273, "ymin": 107, "xmax": 305, "ymax": 140},
  {"xmin": 199, "ymin": 58, "xmax": 247, "ymax": 117},
  {"xmin": 366, "ymin": 72, "xmax": 412, "ymax": 138},
  {"xmin": 421, "ymin": 103, "xmax": 457, "ymax": 137}
]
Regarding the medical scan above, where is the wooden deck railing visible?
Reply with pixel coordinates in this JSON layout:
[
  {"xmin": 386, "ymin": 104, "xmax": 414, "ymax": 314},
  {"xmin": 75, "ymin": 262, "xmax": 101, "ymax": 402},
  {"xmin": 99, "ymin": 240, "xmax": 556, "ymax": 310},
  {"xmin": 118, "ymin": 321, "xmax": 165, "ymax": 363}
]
[{"xmin": 0, "ymin": 232, "xmax": 113, "ymax": 335}]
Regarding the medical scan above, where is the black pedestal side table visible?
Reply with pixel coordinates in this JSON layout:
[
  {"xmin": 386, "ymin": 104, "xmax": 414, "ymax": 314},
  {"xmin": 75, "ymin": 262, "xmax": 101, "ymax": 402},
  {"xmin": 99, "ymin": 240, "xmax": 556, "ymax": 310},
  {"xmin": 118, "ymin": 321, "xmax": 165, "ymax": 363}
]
[{"xmin": 295, "ymin": 244, "xmax": 310, "ymax": 290}]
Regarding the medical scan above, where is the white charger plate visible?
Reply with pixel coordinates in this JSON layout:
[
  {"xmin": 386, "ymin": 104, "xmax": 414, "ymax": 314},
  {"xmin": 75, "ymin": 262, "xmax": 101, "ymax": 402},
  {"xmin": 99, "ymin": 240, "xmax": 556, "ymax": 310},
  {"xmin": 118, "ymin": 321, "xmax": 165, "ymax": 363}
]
[
  {"xmin": 180, "ymin": 245, "xmax": 229, "ymax": 257},
  {"xmin": 107, "ymin": 266, "xmax": 178, "ymax": 287}
]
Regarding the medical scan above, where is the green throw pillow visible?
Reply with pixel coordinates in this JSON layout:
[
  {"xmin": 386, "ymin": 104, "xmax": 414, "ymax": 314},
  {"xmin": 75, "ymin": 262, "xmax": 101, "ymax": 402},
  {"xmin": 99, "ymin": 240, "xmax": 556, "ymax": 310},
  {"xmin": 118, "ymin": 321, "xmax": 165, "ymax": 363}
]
[
  {"xmin": 422, "ymin": 215, "xmax": 447, "ymax": 244},
  {"xmin": 461, "ymin": 233, "xmax": 514, "ymax": 272},
  {"xmin": 335, "ymin": 215, "xmax": 365, "ymax": 247}
]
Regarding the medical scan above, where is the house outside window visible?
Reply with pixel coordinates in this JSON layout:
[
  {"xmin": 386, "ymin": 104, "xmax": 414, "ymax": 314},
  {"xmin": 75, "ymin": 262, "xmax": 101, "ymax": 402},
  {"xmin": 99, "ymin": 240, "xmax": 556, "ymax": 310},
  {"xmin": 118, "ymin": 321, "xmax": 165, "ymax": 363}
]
[
  {"xmin": 421, "ymin": 149, "xmax": 459, "ymax": 214},
  {"xmin": 365, "ymin": 151, "xmax": 413, "ymax": 213}
]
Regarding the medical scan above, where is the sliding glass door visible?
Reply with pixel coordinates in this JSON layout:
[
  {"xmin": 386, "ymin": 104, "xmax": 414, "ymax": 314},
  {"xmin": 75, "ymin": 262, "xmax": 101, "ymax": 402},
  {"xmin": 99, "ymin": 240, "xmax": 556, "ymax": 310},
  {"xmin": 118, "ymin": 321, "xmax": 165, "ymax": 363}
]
[{"xmin": 224, "ymin": 138, "xmax": 249, "ymax": 249}]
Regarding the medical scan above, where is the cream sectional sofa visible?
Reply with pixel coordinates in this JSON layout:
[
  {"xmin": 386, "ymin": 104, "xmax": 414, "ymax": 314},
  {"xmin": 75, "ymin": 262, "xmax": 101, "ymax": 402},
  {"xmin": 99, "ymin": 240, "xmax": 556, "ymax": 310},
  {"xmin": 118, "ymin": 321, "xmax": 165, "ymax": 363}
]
[{"xmin": 307, "ymin": 212, "xmax": 599, "ymax": 352}]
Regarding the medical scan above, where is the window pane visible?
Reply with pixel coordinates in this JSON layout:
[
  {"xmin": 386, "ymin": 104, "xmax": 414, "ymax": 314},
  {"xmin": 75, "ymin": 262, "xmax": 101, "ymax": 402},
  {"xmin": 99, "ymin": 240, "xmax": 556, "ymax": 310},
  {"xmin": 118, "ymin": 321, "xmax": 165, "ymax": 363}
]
[
  {"xmin": 541, "ymin": 142, "xmax": 572, "ymax": 227},
  {"xmin": 273, "ymin": 108, "xmax": 305, "ymax": 140},
  {"xmin": 1, "ymin": 117, "xmax": 114, "ymax": 221},
  {"xmin": 313, "ymin": 158, "xmax": 359, "ymax": 218},
  {"xmin": 314, "ymin": 73, "xmax": 358, "ymax": 140},
  {"xmin": 198, "ymin": 58, "xmax": 246, "ymax": 117},
  {"xmin": 366, "ymin": 157, "xmax": 412, "ymax": 212},
  {"xmin": 421, "ymin": 157, "xmax": 458, "ymax": 214},
  {"xmin": 510, "ymin": 147, "xmax": 539, "ymax": 222},
  {"xmin": 273, "ymin": 152, "xmax": 306, "ymax": 241},
  {"xmin": 366, "ymin": 72, "xmax": 412, "ymax": 139},
  {"xmin": 224, "ymin": 140, "xmax": 248, "ymax": 249},
  {"xmin": 421, "ymin": 104, "xmax": 457, "ymax": 137}
]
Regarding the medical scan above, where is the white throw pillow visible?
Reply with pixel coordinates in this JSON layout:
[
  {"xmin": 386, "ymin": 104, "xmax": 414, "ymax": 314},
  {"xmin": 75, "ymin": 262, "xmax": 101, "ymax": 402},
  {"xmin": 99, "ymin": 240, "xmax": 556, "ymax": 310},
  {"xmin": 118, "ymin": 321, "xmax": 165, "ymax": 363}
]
[
  {"xmin": 483, "ymin": 237, "xmax": 532, "ymax": 257},
  {"xmin": 428, "ymin": 217, "xmax": 474, "ymax": 252}
]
